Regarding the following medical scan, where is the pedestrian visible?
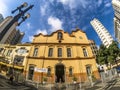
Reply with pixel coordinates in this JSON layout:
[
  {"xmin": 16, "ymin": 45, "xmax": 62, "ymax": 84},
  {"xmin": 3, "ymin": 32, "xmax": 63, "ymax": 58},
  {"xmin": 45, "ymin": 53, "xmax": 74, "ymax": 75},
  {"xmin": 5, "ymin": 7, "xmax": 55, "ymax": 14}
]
[{"xmin": 9, "ymin": 74, "xmax": 14, "ymax": 84}]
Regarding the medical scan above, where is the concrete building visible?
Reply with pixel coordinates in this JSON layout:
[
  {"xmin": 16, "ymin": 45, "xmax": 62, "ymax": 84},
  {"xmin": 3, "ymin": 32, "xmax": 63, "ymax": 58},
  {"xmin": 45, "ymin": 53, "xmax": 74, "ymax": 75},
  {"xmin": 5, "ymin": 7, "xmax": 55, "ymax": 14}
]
[
  {"xmin": 0, "ymin": 16, "xmax": 13, "ymax": 34},
  {"xmin": 10, "ymin": 30, "xmax": 24, "ymax": 45},
  {"xmin": 112, "ymin": 0, "xmax": 120, "ymax": 43},
  {"xmin": 26, "ymin": 29, "xmax": 99, "ymax": 83},
  {"xmin": 0, "ymin": 43, "xmax": 31, "ymax": 79},
  {"xmin": 0, "ymin": 16, "xmax": 24, "ymax": 44},
  {"xmin": 0, "ymin": 14, "xmax": 4, "ymax": 23},
  {"xmin": 0, "ymin": 29, "xmax": 100, "ymax": 83},
  {"xmin": 89, "ymin": 40, "xmax": 98, "ymax": 58},
  {"xmin": 90, "ymin": 18, "xmax": 113, "ymax": 48}
]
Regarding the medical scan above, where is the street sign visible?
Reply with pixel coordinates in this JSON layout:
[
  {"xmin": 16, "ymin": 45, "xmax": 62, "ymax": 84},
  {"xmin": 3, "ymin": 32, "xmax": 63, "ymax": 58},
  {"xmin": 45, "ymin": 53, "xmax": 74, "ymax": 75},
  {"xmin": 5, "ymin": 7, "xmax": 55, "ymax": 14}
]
[{"xmin": 35, "ymin": 68, "xmax": 48, "ymax": 73}]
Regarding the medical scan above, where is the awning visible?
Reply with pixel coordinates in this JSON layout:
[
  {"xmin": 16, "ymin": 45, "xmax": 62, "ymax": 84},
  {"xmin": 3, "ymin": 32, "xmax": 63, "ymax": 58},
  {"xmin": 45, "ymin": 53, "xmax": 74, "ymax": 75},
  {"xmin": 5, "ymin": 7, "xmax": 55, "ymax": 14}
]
[
  {"xmin": 7, "ymin": 64, "xmax": 24, "ymax": 70},
  {"xmin": 0, "ymin": 62, "xmax": 7, "ymax": 66},
  {"xmin": 14, "ymin": 65, "xmax": 24, "ymax": 70},
  {"xmin": 0, "ymin": 62, "xmax": 24, "ymax": 70}
]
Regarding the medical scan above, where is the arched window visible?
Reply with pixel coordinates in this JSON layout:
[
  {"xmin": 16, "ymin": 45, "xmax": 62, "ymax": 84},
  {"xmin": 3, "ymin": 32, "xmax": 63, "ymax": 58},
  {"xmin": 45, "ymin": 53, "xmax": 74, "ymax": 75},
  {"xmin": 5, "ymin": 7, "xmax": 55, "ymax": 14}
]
[
  {"xmin": 83, "ymin": 48, "xmax": 88, "ymax": 57},
  {"xmin": 33, "ymin": 48, "xmax": 38, "ymax": 56},
  {"xmin": 67, "ymin": 48, "xmax": 71, "ymax": 57},
  {"xmin": 58, "ymin": 32, "xmax": 63, "ymax": 40},
  {"xmin": 0, "ymin": 48, "xmax": 3, "ymax": 53},
  {"xmin": 6, "ymin": 50, "xmax": 12, "ymax": 56},
  {"xmin": 47, "ymin": 66, "xmax": 51, "ymax": 76},
  {"xmin": 58, "ymin": 48, "xmax": 62, "ymax": 57},
  {"xmin": 48, "ymin": 48, "xmax": 53, "ymax": 57},
  {"xmin": 86, "ymin": 65, "xmax": 91, "ymax": 76}
]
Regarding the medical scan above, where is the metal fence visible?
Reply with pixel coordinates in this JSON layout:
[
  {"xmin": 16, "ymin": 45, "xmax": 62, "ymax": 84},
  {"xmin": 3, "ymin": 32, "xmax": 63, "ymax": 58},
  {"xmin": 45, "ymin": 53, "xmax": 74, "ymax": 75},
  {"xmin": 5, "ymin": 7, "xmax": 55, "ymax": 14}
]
[{"xmin": 24, "ymin": 68, "xmax": 119, "ymax": 90}]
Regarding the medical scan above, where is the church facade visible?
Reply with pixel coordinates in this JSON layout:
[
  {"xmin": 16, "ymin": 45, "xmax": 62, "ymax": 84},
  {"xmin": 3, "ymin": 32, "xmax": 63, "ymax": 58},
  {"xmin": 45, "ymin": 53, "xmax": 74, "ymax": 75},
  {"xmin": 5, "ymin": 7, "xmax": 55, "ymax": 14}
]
[{"xmin": 25, "ymin": 29, "xmax": 100, "ymax": 83}]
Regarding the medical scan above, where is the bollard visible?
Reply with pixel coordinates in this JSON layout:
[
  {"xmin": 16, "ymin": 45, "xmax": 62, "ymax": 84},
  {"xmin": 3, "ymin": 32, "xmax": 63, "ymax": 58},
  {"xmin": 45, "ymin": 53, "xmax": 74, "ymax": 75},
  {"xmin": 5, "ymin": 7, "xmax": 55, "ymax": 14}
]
[
  {"xmin": 79, "ymin": 76, "xmax": 81, "ymax": 90},
  {"xmin": 89, "ymin": 76, "xmax": 94, "ymax": 87}
]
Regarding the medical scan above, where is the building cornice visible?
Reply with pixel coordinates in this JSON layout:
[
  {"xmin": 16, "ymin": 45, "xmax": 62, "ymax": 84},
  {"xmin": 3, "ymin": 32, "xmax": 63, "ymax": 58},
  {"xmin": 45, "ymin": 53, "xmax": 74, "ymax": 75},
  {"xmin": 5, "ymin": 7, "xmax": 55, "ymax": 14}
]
[
  {"xmin": 5, "ymin": 46, "xmax": 16, "ymax": 48},
  {"xmin": 27, "ymin": 56, "xmax": 95, "ymax": 60},
  {"xmin": 71, "ymin": 28, "xmax": 85, "ymax": 33},
  {"xmin": 31, "ymin": 42, "xmax": 90, "ymax": 46},
  {"xmin": 34, "ymin": 29, "xmax": 75, "ymax": 37},
  {"xmin": 34, "ymin": 29, "xmax": 85, "ymax": 37},
  {"xmin": 16, "ymin": 43, "xmax": 32, "ymax": 46}
]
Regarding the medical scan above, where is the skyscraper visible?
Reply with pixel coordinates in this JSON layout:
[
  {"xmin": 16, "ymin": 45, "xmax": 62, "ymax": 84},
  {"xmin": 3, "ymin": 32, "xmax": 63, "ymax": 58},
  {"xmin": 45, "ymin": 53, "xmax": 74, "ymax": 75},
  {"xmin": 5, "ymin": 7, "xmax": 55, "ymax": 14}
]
[
  {"xmin": 0, "ymin": 16, "xmax": 24, "ymax": 44},
  {"xmin": 10, "ymin": 30, "xmax": 24, "ymax": 45},
  {"xmin": 0, "ymin": 14, "xmax": 4, "ymax": 23},
  {"xmin": 90, "ymin": 18, "xmax": 113, "ymax": 48},
  {"xmin": 112, "ymin": 0, "xmax": 120, "ymax": 43},
  {"xmin": 89, "ymin": 40, "xmax": 98, "ymax": 57}
]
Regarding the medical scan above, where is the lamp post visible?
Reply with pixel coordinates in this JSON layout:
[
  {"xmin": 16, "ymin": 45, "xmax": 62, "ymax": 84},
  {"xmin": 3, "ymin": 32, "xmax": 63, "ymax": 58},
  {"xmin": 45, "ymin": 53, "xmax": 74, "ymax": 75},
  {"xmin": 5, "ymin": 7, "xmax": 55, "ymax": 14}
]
[{"xmin": 0, "ymin": 2, "xmax": 34, "ymax": 41}]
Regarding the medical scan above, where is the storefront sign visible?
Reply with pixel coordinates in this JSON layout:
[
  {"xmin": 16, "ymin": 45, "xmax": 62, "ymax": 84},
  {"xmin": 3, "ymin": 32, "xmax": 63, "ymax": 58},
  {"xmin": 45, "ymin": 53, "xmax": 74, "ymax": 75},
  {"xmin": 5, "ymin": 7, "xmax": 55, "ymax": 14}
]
[{"xmin": 35, "ymin": 68, "xmax": 48, "ymax": 72}]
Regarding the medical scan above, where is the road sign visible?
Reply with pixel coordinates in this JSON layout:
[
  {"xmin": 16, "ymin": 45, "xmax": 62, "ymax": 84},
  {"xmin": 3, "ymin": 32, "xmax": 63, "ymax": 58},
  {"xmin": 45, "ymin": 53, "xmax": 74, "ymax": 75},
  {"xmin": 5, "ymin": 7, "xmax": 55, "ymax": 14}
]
[{"xmin": 35, "ymin": 68, "xmax": 48, "ymax": 73}]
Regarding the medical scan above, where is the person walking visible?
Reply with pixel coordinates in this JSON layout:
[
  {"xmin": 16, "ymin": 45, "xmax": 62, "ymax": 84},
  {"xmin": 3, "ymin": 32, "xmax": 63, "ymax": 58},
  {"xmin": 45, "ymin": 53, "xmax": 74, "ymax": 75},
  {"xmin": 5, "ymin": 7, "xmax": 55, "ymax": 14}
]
[{"xmin": 9, "ymin": 74, "xmax": 14, "ymax": 84}]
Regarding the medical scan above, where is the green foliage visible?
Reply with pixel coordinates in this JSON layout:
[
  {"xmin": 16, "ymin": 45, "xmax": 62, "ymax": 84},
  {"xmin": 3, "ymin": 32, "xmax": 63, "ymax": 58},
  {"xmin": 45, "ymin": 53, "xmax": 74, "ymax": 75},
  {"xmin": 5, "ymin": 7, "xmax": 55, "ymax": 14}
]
[
  {"xmin": 97, "ymin": 41, "xmax": 120, "ymax": 65},
  {"xmin": 96, "ymin": 44, "xmax": 108, "ymax": 64},
  {"xmin": 91, "ymin": 74, "xmax": 96, "ymax": 82},
  {"xmin": 43, "ymin": 77, "xmax": 48, "ymax": 81},
  {"xmin": 72, "ymin": 76, "xmax": 77, "ymax": 81}
]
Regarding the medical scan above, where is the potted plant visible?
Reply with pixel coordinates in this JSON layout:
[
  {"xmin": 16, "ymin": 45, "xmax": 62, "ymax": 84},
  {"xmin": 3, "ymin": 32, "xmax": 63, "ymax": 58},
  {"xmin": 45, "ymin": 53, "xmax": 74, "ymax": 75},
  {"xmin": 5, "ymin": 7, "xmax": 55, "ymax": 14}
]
[
  {"xmin": 91, "ymin": 74, "xmax": 96, "ymax": 82},
  {"xmin": 72, "ymin": 76, "xmax": 77, "ymax": 83},
  {"xmin": 43, "ymin": 77, "xmax": 48, "ymax": 84},
  {"xmin": 88, "ymin": 73, "xmax": 96, "ymax": 86}
]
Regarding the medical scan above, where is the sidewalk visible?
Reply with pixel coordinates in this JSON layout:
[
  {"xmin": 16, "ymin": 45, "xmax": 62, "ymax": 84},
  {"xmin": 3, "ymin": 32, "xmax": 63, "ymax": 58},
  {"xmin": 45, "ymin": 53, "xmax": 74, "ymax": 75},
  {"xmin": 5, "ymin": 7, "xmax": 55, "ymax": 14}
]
[
  {"xmin": 104, "ymin": 78, "xmax": 120, "ymax": 90},
  {"xmin": 35, "ymin": 77, "xmax": 120, "ymax": 90},
  {"xmin": 85, "ymin": 78, "xmax": 120, "ymax": 90},
  {"xmin": 0, "ymin": 73, "xmax": 37, "ymax": 89},
  {"xmin": 1, "ymin": 72, "xmax": 120, "ymax": 90}
]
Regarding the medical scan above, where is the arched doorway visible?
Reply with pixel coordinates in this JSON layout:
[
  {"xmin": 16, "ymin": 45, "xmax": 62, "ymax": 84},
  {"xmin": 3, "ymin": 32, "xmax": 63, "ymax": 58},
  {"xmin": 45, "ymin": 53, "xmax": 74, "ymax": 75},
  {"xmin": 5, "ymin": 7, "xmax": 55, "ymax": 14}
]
[
  {"xmin": 28, "ymin": 65, "xmax": 35, "ymax": 80},
  {"xmin": 55, "ymin": 63, "xmax": 65, "ymax": 83}
]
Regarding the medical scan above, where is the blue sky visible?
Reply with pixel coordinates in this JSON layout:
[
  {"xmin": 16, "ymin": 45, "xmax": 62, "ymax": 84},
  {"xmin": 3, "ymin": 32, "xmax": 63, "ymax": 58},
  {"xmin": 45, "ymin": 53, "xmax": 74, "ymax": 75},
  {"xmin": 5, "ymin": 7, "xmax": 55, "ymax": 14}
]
[{"xmin": 0, "ymin": 0, "xmax": 115, "ymax": 46}]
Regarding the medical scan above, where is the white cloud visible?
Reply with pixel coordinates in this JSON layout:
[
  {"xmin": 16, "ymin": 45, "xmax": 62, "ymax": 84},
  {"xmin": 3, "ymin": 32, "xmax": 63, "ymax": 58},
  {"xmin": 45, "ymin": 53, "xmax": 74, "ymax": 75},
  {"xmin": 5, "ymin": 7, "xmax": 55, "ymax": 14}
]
[
  {"xmin": 105, "ymin": 2, "xmax": 111, "ymax": 7},
  {"xmin": 98, "ymin": 0, "xmax": 103, "ymax": 7},
  {"xmin": 48, "ymin": 16, "xmax": 63, "ymax": 32},
  {"xmin": 28, "ymin": 29, "xmax": 48, "ymax": 42},
  {"xmin": 103, "ymin": 9, "xmax": 112, "ymax": 15},
  {"xmin": 0, "ymin": 1, "xmax": 8, "ymax": 17},
  {"xmin": 97, "ymin": 45, "xmax": 100, "ymax": 50},
  {"xmin": 29, "ymin": 36, "xmax": 34, "ymax": 42},
  {"xmin": 79, "ymin": 0, "xmax": 89, "ymax": 9},
  {"xmin": 36, "ymin": 29, "xmax": 48, "ymax": 35},
  {"xmin": 26, "ymin": 22, "xmax": 32, "ymax": 29},
  {"xmin": 58, "ymin": 0, "xmax": 69, "ymax": 5},
  {"xmin": 58, "ymin": 0, "xmax": 89, "ymax": 9},
  {"xmin": 40, "ymin": 4, "xmax": 48, "ymax": 16},
  {"xmin": 82, "ymin": 26, "xmax": 88, "ymax": 31},
  {"xmin": 58, "ymin": 0, "xmax": 76, "ymax": 9}
]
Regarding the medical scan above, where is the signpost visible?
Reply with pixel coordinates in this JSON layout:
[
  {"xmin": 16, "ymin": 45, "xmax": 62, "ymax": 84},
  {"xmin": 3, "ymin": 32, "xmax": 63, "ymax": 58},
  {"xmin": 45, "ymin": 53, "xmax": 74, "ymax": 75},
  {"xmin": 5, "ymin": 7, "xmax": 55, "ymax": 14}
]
[{"xmin": 35, "ymin": 68, "xmax": 48, "ymax": 73}]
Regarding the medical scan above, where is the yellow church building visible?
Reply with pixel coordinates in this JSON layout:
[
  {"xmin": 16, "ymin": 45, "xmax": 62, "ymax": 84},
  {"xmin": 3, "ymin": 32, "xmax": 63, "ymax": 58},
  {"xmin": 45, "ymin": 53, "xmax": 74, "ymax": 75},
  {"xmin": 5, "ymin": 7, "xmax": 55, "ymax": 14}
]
[{"xmin": 25, "ymin": 29, "xmax": 100, "ymax": 83}]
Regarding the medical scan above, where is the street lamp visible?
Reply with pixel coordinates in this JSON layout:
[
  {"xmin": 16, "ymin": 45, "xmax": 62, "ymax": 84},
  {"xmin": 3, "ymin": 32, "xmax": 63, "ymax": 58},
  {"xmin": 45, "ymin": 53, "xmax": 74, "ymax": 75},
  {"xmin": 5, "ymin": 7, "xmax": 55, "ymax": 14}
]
[
  {"xmin": 11, "ymin": 2, "xmax": 28, "ymax": 14},
  {"xmin": 17, "ymin": 13, "xmax": 30, "ymax": 26},
  {"xmin": 0, "ymin": 2, "xmax": 34, "ymax": 41}
]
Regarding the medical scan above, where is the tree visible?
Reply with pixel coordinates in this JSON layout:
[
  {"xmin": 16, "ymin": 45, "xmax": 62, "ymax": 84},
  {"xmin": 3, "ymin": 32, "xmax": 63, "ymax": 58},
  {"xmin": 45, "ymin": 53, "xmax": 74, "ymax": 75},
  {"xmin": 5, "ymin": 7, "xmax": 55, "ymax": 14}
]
[
  {"xmin": 107, "ymin": 41, "xmax": 120, "ymax": 66},
  {"xmin": 97, "ymin": 41, "xmax": 120, "ymax": 67},
  {"xmin": 96, "ymin": 44, "xmax": 108, "ymax": 64}
]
